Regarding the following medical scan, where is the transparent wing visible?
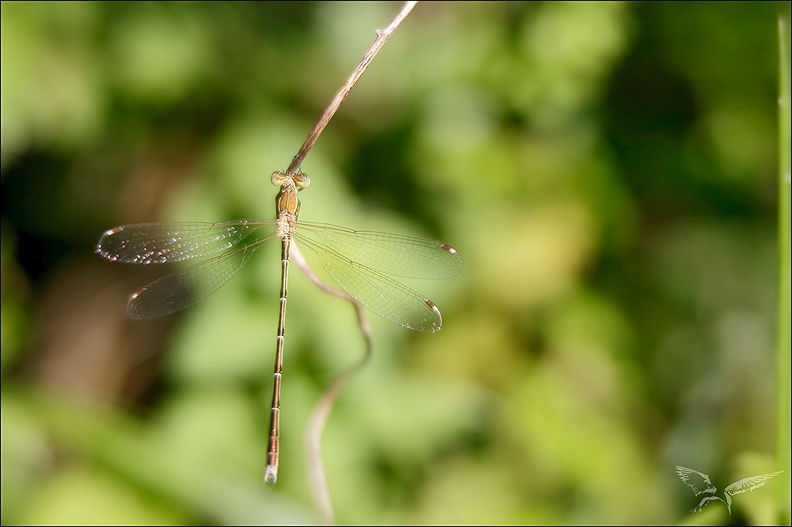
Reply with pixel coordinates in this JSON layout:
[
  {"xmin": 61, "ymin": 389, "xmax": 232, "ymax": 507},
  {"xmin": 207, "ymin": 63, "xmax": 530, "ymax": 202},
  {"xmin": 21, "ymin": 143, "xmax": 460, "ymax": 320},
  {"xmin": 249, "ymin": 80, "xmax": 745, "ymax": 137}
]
[
  {"xmin": 297, "ymin": 237, "xmax": 444, "ymax": 333},
  {"xmin": 96, "ymin": 221, "xmax": 277, "ymax": 318},
  {"xmin": 98, "ymin": 218, "xmax": 461, "ymax": 327},
  {"xmin": 297, "ymin": 222, "xmax": 463, "ymax": 279},
  {"xmin": 96, "ymin": 220, "xmax": 274, "ymax": 264},
  {"xmin": 127, "ymin": 242, "xmax": 269, "ymax": 319}
]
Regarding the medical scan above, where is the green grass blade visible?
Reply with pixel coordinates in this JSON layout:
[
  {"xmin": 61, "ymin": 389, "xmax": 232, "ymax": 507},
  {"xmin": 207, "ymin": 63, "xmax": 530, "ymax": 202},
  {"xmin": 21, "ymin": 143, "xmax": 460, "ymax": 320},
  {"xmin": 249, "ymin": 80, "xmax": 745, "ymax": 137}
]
[{"xmin": 776, "ymin": 13, "xmax": 791, "ymax": 525}]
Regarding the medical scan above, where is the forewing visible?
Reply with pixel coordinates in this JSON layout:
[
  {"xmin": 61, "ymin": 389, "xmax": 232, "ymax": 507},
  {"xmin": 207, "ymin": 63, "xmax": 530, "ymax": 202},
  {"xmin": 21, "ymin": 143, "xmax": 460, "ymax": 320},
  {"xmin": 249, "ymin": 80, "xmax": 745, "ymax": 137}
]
[
  {"xmin": 298, "ymin": 222, "xmax": 463, "ymax": 279},
  {"xmin": 97, "ymin": 221, "xmax": 271, "ymax": 264}
]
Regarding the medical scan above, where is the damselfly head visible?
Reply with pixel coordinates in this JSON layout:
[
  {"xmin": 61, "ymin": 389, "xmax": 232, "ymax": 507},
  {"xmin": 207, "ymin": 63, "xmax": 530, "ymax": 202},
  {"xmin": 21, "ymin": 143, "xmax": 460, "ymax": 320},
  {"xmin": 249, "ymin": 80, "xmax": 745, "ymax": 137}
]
[{"xmin": 271, "ymin": 171, "xmax": 311, "ymax": 190}]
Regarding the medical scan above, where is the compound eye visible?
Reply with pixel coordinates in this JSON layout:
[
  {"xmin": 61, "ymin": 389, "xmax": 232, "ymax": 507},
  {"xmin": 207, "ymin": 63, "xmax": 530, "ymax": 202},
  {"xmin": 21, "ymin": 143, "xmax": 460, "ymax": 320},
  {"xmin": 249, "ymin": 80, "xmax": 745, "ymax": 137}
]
[
  {"xmin": 271, "ymin": 171, "xmax": 287, "ymax": 186},
  {"xmin": 293, "ymin": 173, "xmax": 311, "ymax": 189}
]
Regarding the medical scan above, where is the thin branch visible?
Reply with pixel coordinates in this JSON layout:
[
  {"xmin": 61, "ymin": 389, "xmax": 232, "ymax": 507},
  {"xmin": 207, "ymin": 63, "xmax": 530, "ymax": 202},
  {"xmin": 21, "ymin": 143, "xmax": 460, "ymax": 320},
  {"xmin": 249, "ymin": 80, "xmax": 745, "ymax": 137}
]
[
  {"xmin": 282, "ymin": 2, "xmax": 418, "ymax": 521},
  {"xmin": 290, "ymin": 242, "xmax": 372, "ymax": 526},
  {"xmin": 286, "ymin": 1, "xmax": 418, "ymax": 174}
]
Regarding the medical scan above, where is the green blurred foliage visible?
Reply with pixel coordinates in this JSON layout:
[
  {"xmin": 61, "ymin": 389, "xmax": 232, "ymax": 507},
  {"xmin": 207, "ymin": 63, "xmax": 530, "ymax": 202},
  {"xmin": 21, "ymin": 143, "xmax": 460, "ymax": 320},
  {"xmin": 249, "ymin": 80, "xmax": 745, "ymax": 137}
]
[{"xmin": 1, "ymin": 1, "xmax": 788, "ymax": 524}]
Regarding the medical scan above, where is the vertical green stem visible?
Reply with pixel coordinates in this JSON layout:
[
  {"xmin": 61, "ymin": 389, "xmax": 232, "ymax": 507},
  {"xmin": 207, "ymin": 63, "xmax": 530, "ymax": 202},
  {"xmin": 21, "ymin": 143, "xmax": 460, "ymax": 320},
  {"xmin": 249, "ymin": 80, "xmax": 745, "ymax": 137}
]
[{"xmin": 776, "ymin": 13, "xmax": 791, "ymax": 525}]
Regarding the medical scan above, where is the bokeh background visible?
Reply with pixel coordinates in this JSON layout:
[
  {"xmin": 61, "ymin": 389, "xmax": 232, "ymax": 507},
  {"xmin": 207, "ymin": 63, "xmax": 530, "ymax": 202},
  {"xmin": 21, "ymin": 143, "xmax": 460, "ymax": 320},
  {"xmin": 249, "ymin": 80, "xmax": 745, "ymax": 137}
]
[{"xmin": 2, "ymin": 1, "xmax": 789, "ymax": 524}]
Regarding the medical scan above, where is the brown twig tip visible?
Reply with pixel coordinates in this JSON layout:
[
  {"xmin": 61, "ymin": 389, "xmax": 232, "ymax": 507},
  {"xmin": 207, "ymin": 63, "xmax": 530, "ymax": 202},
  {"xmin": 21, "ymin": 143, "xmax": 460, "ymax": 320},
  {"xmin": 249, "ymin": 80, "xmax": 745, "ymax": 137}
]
[{"xmin": 286, "ymin": 1, "xmax": 418, "ymax": 175}]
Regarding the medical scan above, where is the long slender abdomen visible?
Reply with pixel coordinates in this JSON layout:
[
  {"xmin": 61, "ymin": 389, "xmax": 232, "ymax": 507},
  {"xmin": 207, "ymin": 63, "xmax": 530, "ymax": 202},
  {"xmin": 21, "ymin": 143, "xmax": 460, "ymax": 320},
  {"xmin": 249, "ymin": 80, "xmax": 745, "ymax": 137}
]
[{"xmin": 265, "ymin": 237, "xmax": 291, "ymax": 484}]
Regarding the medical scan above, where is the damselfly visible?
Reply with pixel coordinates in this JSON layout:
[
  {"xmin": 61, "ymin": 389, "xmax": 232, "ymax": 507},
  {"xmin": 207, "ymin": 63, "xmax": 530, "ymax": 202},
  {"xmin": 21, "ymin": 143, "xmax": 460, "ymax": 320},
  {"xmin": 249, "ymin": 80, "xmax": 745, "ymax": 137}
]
[{"xmin": 96, "ymin": 171, "xmax": 463, "ymax": 483}]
